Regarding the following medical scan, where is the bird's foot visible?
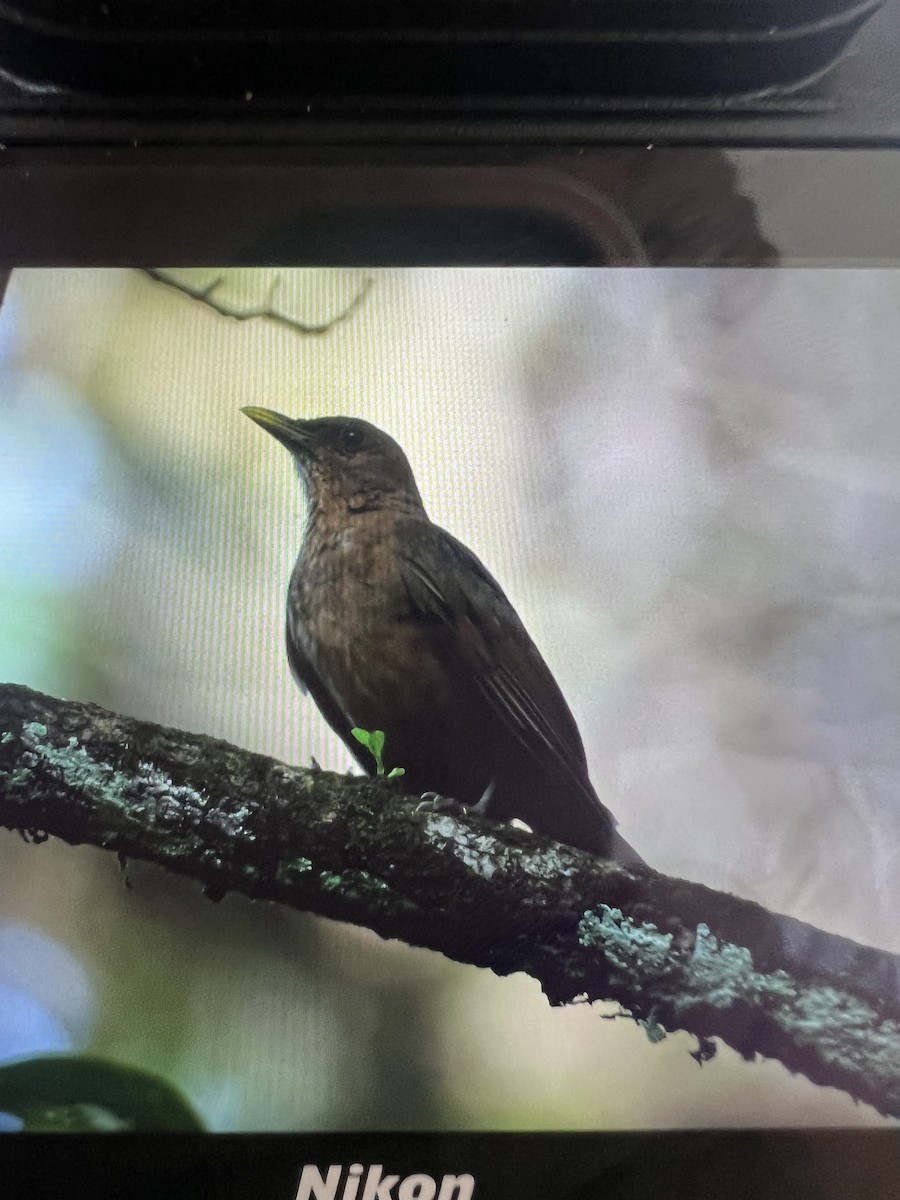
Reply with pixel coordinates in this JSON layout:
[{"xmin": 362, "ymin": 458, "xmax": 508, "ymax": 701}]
[
  {"xmin": 471, "ymin": 777, "xmax": 496, "ymax": 816},
  {"xmin": 417, "ymin": 791, "xmax": 468, "ymax": 817},
  {"xmin": 417, "ymin": 791, "xmax": 533, "ymax": 842},
  {"xmin": 417, "ymin": 778, "xmax": 497, "ymax": 819}
]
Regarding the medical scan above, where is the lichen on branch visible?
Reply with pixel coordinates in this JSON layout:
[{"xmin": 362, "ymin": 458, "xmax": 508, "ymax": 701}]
[{"xmin": 2, "ymin": 682, "xmax": 900, "ymax": 1118}]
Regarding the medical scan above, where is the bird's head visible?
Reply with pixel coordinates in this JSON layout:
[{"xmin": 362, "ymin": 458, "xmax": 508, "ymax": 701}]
[{"xmin": 242, "ymin": 409, "xmax": 424, "ymax": 515}]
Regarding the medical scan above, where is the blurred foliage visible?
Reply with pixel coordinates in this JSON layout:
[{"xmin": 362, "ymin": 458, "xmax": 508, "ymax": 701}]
[{"xmin": 0, "ymin": 1054, "xmax": 205, "ymax": 1131}]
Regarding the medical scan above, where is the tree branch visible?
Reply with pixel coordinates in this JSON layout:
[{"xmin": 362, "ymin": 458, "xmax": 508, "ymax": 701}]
[
  {"xmin": 142, "ymin": 269, "xmax": 373, "ymax": 334},
  {"xmin": 2, "ymin": 682, "xmax": 900, "ymax": 1118}
]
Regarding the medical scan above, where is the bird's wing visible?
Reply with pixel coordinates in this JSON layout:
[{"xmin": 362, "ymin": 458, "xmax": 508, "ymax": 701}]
[
  {"xmin": 285, "ymin": 612, "xmax": 357, "ymax": 749},
  {"xmin": 396, "ymin": 518, "xmax": 613, "ymax": 827}
]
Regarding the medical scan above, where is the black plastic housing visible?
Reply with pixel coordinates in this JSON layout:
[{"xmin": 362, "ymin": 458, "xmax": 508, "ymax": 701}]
[{"xmin": 0, "ymin": 0, "xmax": 886, "ymax": 98}]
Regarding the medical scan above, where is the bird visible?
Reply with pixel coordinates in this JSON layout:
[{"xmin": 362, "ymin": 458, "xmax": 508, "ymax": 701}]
[{"xmin": 243, "ymin": 408, "xmax": 643, "ymax": 863}]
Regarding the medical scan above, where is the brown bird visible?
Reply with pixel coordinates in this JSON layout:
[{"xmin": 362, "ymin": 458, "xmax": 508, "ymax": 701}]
[{"xmin": 243, "ymin": 408, "xmax": 642, "ymax": 862}]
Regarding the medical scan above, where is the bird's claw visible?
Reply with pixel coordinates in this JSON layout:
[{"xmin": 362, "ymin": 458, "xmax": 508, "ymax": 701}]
[{"xmin": 417, "ymin": 791, "xmax": 469, "ymax": 817}]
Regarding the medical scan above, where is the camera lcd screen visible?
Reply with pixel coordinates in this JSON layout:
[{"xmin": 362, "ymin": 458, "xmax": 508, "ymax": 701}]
[{"xmin": 1, "ymin": 263, "xmax": 898, "ymax": 1137}]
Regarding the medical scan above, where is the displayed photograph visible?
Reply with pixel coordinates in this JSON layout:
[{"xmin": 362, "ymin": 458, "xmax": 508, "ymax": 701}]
[{"xmin": 0, "ymin": 267, "xmax": 898, "ymax": 1132}]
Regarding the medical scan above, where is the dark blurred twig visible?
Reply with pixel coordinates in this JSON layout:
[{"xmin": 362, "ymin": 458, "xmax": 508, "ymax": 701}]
[
  {"xmin": 2, "ymin": 682, "xmax": 900, "ymax": 1118},
  {"xmin": 141, "ymin": 269, "xmax": 372, "ymax": 334}
]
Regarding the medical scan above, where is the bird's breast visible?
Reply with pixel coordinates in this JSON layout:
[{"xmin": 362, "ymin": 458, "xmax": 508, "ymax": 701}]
[{"xmin": 288, "ymin": 512, "xmax": 450, "ymax": 727}]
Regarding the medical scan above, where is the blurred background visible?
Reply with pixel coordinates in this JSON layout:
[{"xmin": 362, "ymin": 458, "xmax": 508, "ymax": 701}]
[{"xmin": 0, "ymin": 266, "xmax": 898, "ymax": 1130}]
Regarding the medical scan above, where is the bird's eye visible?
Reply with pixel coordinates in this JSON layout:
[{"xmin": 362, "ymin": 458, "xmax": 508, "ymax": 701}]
[{"xmin": 338, "ymin": 427, "xmax": 363, "ymax": 454}]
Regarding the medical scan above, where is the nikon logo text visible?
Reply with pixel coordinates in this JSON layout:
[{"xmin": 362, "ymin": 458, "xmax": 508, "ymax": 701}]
[{"xmin": 295, "ymin": 1163, "xmax": 475, "ymax": 1200}]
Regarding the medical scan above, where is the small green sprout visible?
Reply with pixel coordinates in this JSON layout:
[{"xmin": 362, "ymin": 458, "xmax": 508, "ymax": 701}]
[{"xmin": 351, "ymin": 727, "xmax": 405, "ymax": 779}]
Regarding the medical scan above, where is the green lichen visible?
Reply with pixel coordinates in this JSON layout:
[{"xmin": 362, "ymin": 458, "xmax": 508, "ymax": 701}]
[
  {"xmin": 1, "ymin": 731, "xmax": 13, "ymax": 744},
  {"xmin": 422, "ymin": 813, "xmax": 582, "ymax": 887},
  {"xmin": 11, "ymin": 723, "xmax": 207, "ymax": 823},
  {"xmin": 687, "ymin": 922, "xmax": 794, "ymax": 1009},
  {"xmin": 320, "ymin": 869, "xmax": 390, "ymax": 896},
  {"xmin": 579, "ymin": 906, "xmax": 674, "ymax": 977},
  {"xmin": 452, "ymin": 840, "xmax": 500, "ymax": 880},
  {"xmin": 642, "ymin": 1016, "xmax": 667, "ymax": 1044},
  {"xmin": 578, "ymin": 907, "xmax": 800, "ymax": 1014},
  {"xmin": 576, "ymin": 906, "xmax": 900, "ymax": 1104},
  {"xmin": 577, "ymin": 907, "xmax": 802, "ymax": 1043},
  {"xmin": 357, "ymin": 870, "xmax": 389, "ymax": 892},
  {"xmin": 790, "ymin": 985, "xmax": 890, "ymax": 1058},
  {"xmin": 788, "ymin": 987, "xmax": 900, "ymax": 1115}
]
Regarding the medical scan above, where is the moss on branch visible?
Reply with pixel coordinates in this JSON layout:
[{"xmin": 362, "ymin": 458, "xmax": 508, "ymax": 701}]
[{"xmin": 2, "ymin": 682, "xmax": 900, "ymax": 1118}]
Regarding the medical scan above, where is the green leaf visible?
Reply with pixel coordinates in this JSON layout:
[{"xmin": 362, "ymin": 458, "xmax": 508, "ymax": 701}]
[
  {"xmin": 349, "ymin": 726, "xmax": 405, "ymax": 777},
  {"xmin": 351, "ymin": 726, "xmax": 387, "ymax": 773},
  {"xmin": 0, "ymin": 1055, "xmax": 205, "ymax": 1132}
]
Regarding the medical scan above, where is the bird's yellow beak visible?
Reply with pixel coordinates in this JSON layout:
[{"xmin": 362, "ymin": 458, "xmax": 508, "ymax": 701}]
[{"xmin": 242, "ymin": 407, "xmax": 310, "ymax": 452}]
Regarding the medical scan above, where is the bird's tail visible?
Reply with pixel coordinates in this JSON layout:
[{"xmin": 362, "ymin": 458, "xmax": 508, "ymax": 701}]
[{"xmin": 609, "ymin": 826, "xmax": 647, "ymax": 867}]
